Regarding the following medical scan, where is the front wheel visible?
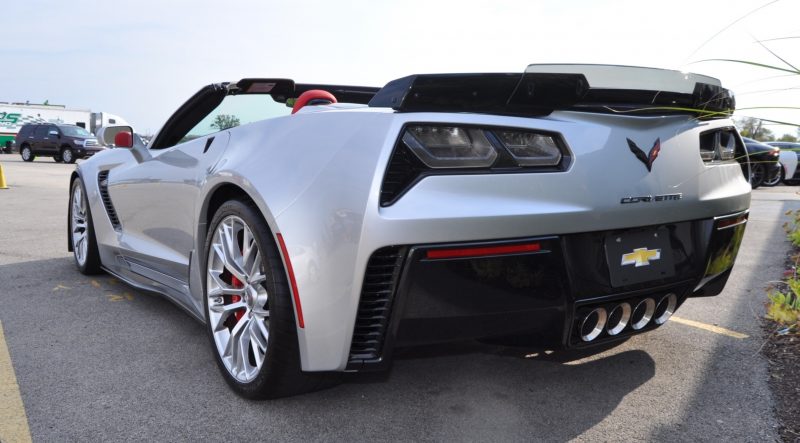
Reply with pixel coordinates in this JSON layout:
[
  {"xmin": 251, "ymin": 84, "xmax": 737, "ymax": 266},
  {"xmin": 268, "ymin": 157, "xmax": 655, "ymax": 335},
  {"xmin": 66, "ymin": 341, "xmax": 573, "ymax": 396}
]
[
  {"xmin": 204, "ymin": 199, "xmax": 336, "ymax": 399},
  {"xmin": 20, "ymin": 146, "xmax": 34, "ymax": 162},
  {"xmin": 61, "ymin": 147, "xmax": 76, "ymax": 164},
  {"xmin": 750, "ymin": 163, "xmax": 765, "ymax": 189},
  {"xmin": 69, "ymin": 178, "xmax": 102, "ymax": 274}
]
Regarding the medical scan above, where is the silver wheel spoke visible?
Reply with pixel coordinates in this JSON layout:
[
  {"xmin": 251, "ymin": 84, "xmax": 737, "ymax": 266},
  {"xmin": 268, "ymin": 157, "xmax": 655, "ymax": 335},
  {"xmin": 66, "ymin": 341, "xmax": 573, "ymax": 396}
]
[
  {"xmin": 250, "ymin": 320, "xmax": 267, "ymax": 369},
  {"xmin": 206, "ymin": 214, "xmax": 271, "ymax": 383},
  {"xmin": 71, "ymin": 184, "xmax": 89, "ymax": 267}
]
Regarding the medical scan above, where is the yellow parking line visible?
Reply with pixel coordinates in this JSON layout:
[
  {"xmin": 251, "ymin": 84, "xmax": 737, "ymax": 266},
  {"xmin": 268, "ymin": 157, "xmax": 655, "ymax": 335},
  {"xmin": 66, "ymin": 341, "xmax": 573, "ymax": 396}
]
[
  {"xmin": 670, "ymin": 316, "xmax": 749, "ymax": 339},
  {"xmin": 0, "ymin": 320, "xmax": 32, "ymax": 443}
]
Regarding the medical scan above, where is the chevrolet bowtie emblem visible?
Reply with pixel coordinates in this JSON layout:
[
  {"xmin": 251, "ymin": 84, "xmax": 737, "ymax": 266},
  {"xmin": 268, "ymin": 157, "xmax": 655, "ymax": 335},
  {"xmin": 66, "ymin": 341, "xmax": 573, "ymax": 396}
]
[{"xmin": 621, "ymin": 248, "xmax": 661, "ymax": 267}]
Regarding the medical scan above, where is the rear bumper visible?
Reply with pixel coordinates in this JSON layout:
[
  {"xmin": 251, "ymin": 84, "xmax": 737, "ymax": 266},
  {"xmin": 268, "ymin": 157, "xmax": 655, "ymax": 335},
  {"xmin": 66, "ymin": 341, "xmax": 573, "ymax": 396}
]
[{"xmin": 346, "ymin": 211, "xmax": 747, "ymax": 371}]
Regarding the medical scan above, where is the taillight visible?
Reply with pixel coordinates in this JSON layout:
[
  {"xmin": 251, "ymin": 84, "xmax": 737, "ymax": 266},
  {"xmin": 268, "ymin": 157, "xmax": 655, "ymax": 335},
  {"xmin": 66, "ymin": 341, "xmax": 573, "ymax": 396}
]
[
  {"xmin": 400, "ymin": 124, "xmax": 569, "ymax": 169},
  {"xmin": 699, "ymin": 127, "xmax": 740, "ymax": 162},
  {"xmin": 381, "ymin": 124, "xmax": 571, "ymax": 206}
]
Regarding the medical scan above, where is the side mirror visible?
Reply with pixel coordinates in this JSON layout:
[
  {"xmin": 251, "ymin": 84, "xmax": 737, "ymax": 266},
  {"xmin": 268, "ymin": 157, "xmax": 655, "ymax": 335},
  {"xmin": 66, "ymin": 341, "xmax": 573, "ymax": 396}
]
[{"xmin": 114, "ymin": 128, "xmax": 134, "ymax": 148}]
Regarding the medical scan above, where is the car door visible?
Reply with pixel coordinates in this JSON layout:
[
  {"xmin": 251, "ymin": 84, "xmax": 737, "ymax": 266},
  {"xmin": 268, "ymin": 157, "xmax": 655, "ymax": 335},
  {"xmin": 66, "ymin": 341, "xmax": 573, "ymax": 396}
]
[
  {"xmin": 45, "ymin": 125, "xmax": 62, "ymax": 154},
  {"xmin": 107, "ymin": 133, "xmax": 230, "ymax": 303},
  {"xmin": 32, "ymin": 125, "xmax": 50, "ymax": 154},
  {"xmin": 102, "ymin": 79, "xmax": 293, "ymax": 310}
]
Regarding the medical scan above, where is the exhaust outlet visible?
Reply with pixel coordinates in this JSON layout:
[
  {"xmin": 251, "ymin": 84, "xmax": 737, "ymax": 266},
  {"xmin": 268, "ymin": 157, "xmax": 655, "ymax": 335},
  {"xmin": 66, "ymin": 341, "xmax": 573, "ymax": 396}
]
[
  {"xmin": 606, "ymin": 303, "xmax": 632, "ymax": 336},
  {"xmin": 579, "ymin": 307, "xmax": 608, "ymax": 342},
  {"xmin": 631, "ymin": 298, "xmax": 656, "ymax": 330},
  {"xmin": 653, "ymin": 293, "xmax": 678, "ymax": 325}
]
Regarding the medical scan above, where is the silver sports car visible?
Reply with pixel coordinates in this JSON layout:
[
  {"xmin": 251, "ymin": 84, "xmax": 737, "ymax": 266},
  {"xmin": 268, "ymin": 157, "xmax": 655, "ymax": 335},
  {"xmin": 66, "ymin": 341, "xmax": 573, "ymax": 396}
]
[{"xmin": 68, "ymin": 64, "xmax": 750, "ymax": 398}]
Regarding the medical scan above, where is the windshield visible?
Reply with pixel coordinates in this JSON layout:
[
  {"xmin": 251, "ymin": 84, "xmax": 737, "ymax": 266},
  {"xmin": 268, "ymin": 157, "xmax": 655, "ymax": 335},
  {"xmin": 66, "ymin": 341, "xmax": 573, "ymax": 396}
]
[
  {"xmin": 59, "ymin": 125, "xmax": 92, "ymax": 138},
  {"xmin": 181, "ymin": 94, "xmax": 290, "ymax": 143}
]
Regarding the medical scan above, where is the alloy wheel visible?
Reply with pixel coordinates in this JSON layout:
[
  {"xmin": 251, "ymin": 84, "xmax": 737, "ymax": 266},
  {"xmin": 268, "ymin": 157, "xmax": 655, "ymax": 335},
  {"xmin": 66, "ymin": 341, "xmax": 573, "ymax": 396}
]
[
  {"xmin": 206, "ymin": 215, "xmax": 270, "ymax": 383},
  {"xmin": 70, "ymin": 184, "xmax": 88, "ymax": 266},
  {"xmin": 62, "ymin": 149, "xmax": 73, "ymax": 163},
  {"xmin": 21, "ymin": 147, "xmax": 31, "ymax": 161}
]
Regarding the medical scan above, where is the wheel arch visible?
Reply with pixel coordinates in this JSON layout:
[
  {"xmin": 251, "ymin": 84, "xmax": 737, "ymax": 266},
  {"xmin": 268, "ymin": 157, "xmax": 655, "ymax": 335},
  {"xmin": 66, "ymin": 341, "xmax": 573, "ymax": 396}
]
[{"xmin": 198, "ymin": 182, "xmax": 268, "ymax": 254}]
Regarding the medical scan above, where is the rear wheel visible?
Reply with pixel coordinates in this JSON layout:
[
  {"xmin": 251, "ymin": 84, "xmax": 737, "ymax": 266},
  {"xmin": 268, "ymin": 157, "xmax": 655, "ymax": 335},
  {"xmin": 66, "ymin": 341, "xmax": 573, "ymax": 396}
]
[
  {"xmin": 204, "ymin": 199, "xmax": 336, "ymax": 399},
  {"xmin": 20, "ymin": 145, "xmax": 34, "ymax": 162},
  {"xmin": 69, "ymin": 178, "xmax": 102, "ymax": 274},
  {"xmin": 61, "ymin": 147, "xmax": 76, "ymax": 164},
  {"xmin": 750, "ymin": 163, "xmax": 765, "ymax": 189},
  {"xmin": 762, "ymin": 166, "xmax": 782, "ymax": 187}
]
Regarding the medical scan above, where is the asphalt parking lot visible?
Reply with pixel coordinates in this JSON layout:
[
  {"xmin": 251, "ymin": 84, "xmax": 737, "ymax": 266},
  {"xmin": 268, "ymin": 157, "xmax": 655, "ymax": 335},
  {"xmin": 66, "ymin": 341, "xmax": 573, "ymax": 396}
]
[{"xmin": 0, "ymin": 155, "xmax": 795, "ymax": 442}]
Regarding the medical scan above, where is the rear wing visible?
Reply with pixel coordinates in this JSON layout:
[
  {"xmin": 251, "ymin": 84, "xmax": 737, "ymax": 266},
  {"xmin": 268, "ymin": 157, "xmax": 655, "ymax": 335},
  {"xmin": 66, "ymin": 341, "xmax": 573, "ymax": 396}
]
[{"xmin": 368, "ymin": 64, "xmax": 734, "ymax": 119}]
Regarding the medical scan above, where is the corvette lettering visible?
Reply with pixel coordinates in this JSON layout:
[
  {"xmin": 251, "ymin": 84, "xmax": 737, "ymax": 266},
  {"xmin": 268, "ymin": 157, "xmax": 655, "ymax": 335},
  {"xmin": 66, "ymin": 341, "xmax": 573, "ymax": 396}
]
[{"xmin": 621, "ymin": 193, "xmax": 682, "ymax": 204}]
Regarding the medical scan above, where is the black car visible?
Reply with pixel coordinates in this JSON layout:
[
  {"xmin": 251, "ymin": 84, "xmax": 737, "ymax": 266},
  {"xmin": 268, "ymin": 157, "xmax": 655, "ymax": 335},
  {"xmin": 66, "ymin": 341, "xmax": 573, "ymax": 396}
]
[
  {"xmin": 742, "ymin": 137, "xmax": 781, "ymax": 189},
  {"xmin": 16, "ymin": 123, "xmax": 103, "ymax": 163}
]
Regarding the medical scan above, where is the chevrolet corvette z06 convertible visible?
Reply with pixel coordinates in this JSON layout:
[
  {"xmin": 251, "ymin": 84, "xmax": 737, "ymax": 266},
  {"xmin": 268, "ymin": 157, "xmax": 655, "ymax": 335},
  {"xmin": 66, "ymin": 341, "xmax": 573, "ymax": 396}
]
[{"xmin": 68, "ymin": 64, "xmax": 750, "ymax": 398}]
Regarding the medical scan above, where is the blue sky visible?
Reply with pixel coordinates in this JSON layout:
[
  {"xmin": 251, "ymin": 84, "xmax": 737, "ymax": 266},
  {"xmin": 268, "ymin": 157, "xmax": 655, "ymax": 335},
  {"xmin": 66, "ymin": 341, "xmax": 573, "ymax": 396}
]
[{"xmin": 2, "ymin": 0, "xmax": 798, "ymax": 135}]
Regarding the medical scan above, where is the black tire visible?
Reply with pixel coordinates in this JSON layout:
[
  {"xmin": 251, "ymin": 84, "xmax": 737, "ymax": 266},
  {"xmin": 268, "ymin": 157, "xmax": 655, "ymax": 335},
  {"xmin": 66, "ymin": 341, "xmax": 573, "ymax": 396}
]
[
  {"xmin": 61, "ymin": 147, "xmax": 76, "ymax": 164},
  {"xmin": 750, "ymin": 163, "xmax": 764, "ymax": 189},
  {"xmin": 69, "ymin": 178, "xmax": 102, "ymax": 275},
  {"xmin": 203, "ymin": 199, "xmax": 337, "ymax": 399},
  {"xmin": 762, "ymin": 165, "xmax": 782, "ymax": 187},
  {"xmin": 53, "ymin": 154, "xmax": 63, "ymax": 163},
  {"xmin": 20, "ymin": 145, "xmax": 34, "ymax": 162}
]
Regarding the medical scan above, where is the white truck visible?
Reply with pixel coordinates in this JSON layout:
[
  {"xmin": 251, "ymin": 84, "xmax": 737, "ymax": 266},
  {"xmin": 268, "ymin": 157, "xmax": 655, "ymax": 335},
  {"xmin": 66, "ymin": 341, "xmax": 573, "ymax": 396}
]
[{"xmin": 0, "ymin": 102, "xmax": 128, "ymax": 152}]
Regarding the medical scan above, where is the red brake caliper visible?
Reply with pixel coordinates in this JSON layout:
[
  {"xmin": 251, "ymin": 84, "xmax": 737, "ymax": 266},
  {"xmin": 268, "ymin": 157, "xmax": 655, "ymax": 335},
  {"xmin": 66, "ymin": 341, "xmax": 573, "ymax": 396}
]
[{"xmin": 231, "ymin": 276, "xmax": 244, "ymax": 322}]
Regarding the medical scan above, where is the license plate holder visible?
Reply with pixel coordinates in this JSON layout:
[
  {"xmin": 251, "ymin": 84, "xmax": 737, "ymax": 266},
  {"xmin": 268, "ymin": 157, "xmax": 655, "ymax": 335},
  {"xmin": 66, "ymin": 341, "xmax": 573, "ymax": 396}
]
[{"xmin": 605, "ymin": 228, "xmax": 675, "ymax": 287}]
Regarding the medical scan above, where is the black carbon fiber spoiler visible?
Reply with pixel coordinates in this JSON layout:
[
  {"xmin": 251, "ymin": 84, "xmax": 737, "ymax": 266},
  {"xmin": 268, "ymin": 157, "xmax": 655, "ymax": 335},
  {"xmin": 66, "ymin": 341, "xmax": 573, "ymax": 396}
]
[{"xmin": 368, "ymin": 65, "xmax": 735, "ymax": 119}]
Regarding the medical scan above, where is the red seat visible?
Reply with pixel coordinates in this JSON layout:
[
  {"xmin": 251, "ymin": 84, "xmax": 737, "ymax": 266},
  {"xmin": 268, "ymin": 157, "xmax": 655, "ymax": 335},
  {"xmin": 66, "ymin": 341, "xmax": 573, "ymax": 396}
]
[{"xmin": 292, "ymin": 90, "xmax": 337, "ymax": 114}]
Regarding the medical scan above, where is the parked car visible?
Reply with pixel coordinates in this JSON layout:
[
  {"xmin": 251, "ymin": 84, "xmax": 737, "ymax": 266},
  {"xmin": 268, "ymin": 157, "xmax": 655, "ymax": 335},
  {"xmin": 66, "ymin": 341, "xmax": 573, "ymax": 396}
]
[
  {"xmin": 765, "ymin": 141, "xmax": 800, "ymax": 185},
  {"xmin": 67, "ymin": 64, "xmax": 750, "ymax": 399},
  {"xmin": 742, "ymin": 137, "xmax": 781, "ymax": 188},
  {"xmin": 2, "ymin": 139, "xmax": 13, "ymax": 154},
  {"xmin": 16, "ymin": 123, "xmax": 103, "ymax": 163}
]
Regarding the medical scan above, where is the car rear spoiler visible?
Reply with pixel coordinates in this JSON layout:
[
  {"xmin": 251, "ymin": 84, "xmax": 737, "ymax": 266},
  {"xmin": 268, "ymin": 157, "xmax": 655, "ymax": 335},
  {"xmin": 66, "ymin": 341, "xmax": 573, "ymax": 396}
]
[{"xmin": 367, "ymin": 64, "xmax": 735, "ymax": 119}]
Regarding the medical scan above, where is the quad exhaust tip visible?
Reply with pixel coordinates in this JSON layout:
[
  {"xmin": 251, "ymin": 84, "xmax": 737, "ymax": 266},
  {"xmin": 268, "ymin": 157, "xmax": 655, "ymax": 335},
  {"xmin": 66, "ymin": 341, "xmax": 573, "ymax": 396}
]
[
  {"xmin": 631, "ymin": 298, "xmax": 656, "ymax": 330},
  {"xmin": 654, "ymin": 293, "xmax": 678, "ymax": 325},
  {"xmin": 606, "ymin": 302, "xmax": 632, "ymax": 336},
  {"xmin": 579, "ymin": 307, "xmax": 608, "ymax": 342},
  {"xmin": 577, "ymin": 293, "xmax": 678, "ymax": 342}
]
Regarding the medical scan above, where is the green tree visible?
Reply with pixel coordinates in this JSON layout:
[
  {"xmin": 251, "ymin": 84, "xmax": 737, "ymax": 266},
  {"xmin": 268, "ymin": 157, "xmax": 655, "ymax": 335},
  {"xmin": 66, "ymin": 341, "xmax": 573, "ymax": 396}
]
[
  {"xmin": 736, "ymin": 117, "xmax": 775, "ymax": 141},
  {"xmin": 778, "ymin": 133, "xmax": 798, "ymax": 142},
  {"xmin": 210, "ymin": 114, "xmax": 240, "ymax": 131}
]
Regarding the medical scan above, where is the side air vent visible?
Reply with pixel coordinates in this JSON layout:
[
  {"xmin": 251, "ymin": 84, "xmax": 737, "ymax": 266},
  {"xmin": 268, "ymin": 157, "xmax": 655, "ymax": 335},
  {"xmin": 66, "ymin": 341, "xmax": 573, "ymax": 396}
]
[
  {"xmin": 380, "ymin": 143, "xmax": 428, "ymax": 206},
  {"xmin": 97, "ymin": 170, "xmax": 121, "ymax": 230},
  {"xmin": 348, "ymin": 246, "xmax": 406, "ymax": 363}
]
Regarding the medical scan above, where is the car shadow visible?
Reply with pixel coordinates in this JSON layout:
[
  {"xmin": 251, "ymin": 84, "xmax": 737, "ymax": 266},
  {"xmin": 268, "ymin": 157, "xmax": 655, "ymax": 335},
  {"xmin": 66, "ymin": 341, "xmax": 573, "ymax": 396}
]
[{"xmin": 0, "ymin": 256, "xmax": 654, "ymax": 441}]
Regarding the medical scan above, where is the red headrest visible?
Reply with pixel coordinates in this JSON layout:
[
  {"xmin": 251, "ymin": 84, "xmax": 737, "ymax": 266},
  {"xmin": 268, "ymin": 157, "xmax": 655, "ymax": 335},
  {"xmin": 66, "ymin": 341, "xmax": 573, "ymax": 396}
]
[
  {"xmin": 114, "ymin": 131, "xmax": 132, "ymax": 148},
  {"xmin": 292, "ymin": 90, "xmax": 337, "ymax": 114}
]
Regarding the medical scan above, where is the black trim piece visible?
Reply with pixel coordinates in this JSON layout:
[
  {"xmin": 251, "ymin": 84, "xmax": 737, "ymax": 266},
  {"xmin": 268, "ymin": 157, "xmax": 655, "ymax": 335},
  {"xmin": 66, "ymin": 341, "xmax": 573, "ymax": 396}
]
[
  {"xmin": 202, "ymin": 136, "xmax": 215, "ymax": 154},
  {"xmin": 347, "ymin": 246, "xmax": 407, "ymax": 364},
  {"xmin": 291, "ymin": 84, "xmax": 380, "ymax": 105},
  {"xmin": 97, "ymin": 170, "xmax": 121, "ymax": 230},
  {"xmin": 368, "ymin": 73, "xmax": 588, "ymax": 116},
  {"xmin": 149, "ymin": 83, "xmax": 228, "ymax": 150},
  {"xmin": 369, "ymin": 72, "xmax": 734, "ymax": 119}
]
